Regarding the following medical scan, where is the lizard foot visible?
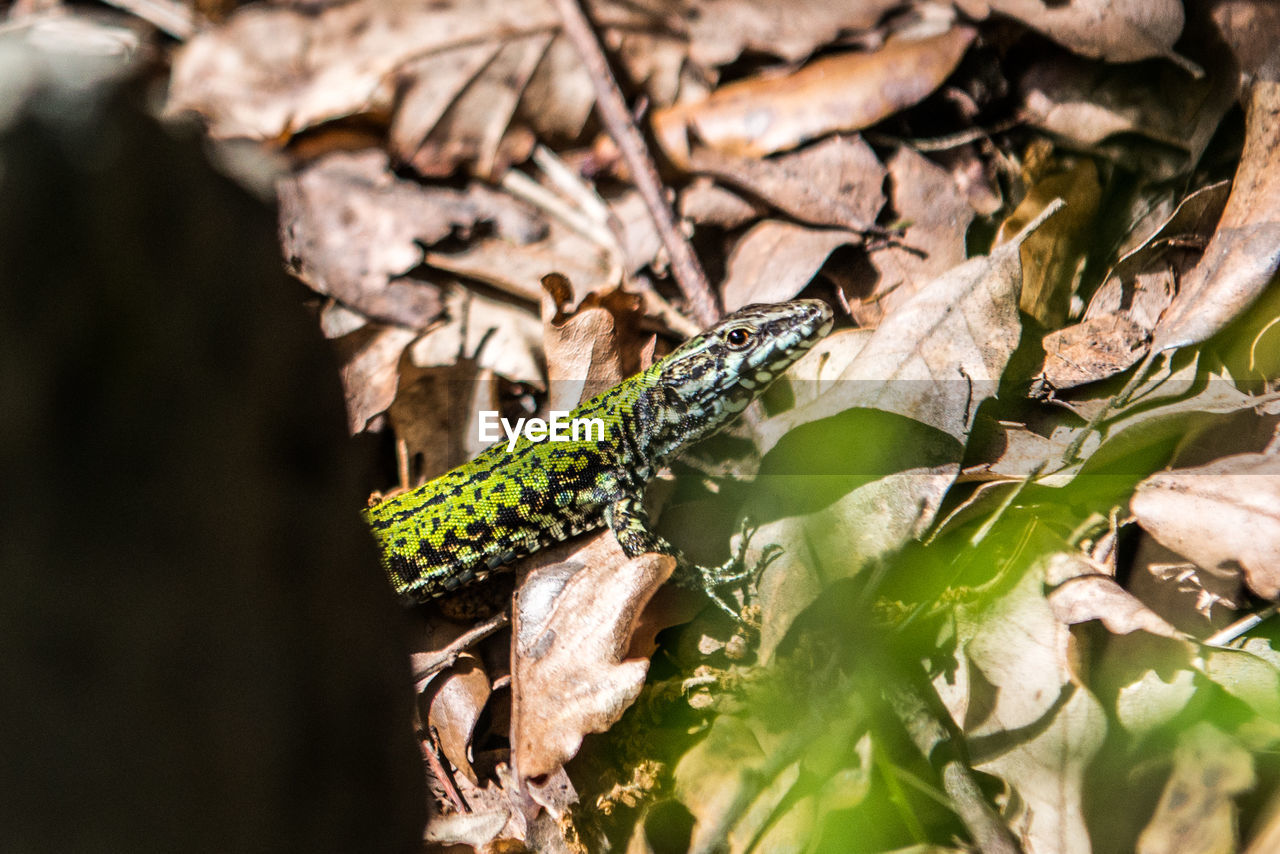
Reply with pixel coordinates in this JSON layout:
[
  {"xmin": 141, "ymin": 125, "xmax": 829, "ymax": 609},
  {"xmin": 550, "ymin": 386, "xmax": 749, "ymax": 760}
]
[{"xmin": 695, "ymin": 517, "xmax": 783, "ymax": 621}]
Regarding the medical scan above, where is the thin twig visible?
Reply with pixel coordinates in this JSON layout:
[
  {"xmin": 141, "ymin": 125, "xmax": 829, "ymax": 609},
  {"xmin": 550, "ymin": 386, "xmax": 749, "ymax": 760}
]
[{"xmin": 550, "ymin": 0, "xmax": 721, "ymax": 327}]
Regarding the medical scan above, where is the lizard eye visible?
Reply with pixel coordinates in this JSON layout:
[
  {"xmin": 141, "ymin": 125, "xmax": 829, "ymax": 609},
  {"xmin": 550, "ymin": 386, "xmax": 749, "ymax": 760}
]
[{"xmin": 725, "ymin": 327, "xmax": 753, "ymax": 349}]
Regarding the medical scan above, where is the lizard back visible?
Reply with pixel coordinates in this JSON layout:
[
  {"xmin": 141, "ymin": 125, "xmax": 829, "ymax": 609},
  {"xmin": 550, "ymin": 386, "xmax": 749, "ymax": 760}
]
[{"xmin": 364, "ymin": 300, "xmax": 833, "ymax": 602}]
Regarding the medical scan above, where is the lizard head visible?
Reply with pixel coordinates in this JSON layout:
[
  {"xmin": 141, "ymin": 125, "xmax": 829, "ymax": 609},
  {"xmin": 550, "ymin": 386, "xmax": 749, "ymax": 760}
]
[{"xmin": 644, "ymin": 299, "xmax": 834, "ymax": 454}]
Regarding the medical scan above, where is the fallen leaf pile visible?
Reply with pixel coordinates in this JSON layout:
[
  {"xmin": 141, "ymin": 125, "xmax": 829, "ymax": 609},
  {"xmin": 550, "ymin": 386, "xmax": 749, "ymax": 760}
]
[{"xmin": 14, "ymin": 0, "xmax": 1280, "ymax": 850}]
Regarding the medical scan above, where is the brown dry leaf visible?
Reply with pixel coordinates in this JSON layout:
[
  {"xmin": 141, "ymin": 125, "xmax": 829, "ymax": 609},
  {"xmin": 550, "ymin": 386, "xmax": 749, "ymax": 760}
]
[
  {"xmin": 857, "ymin": 145, "xmax": 975, "ymax": 327},
  {"xmin": 1136, "ymin": 723, "xmax": 1255, "ymax": 854},
  {"xmin": 166, "ymin": 0, "xmax": 665, "ymax": 159},
  {"xmin": 510, "ymin": 540, "xmax": 675, "ymax": 781},
  {"xmin": 426, "ymin": 654, "xmax": 492, "ymax": 785},
  {"xmin": 1131, "ymin": 452, "xmax": 1280, "ymax": 600},
  {"xmin": 387, "ymin": 356, "xmax": 498, "ymax": 483},
  {"xmin": 687, "ymin": 134, "xmax": 887, "ymax": 231},
  {"xmin": 398, "ymin": 32, "xmax": 549, "ymax": 179},
  {"xmin": 763, "ymin": 203, "xmax": 1057, "ymax": 449},
  {"xmin": 541, "ymin": 281, "xmax": 646, "ymax": 410},
  {"xmin": 954, "ymin": 0, "xmax": 1186, "ymax": 64},
  {"xmin": 1035, "ymin": 181, "xmax": 1230, "ymax": 392},
  {"xmin": 1084, "ymin": 179, "xmax": 1229, "ymax": 326},
  {"xmin": 957, "ymin": 564, "xmax": 1107, "ymax": 854},
  {"xmin": 680, "ymin": 178, "xmax": 767, "ymax": 229},
  {"xmin": 1038, "ymin": 312, "xmax": 1151, "ymax": 390},
  {"xmin": 995, "ymin": 154, "xmax": 1101, "ymax": 328},
  {"xmin": 1047, "ymin": 570, "xmax": 1184, "ymax": 640},
  {"xmin": 333, "ymin": 324, "xmax": 418, "ymax": 433},
  {"xmin": 653, "ymin": 27, "xmax": 976, "ymax": 166},
  {"xmin": 720, "ymin": 221, "xmax": 860, "ymax": 312},
  {"xmin": 422, "ymin": 211, "xmax": 617, "ymax": 305},
  {"xmin": 409, "ymin": 285, "xmax": 546, "ymax": 389},
  {"xmin": 277, "ymin": 149, "xmax": 544, "ymax": 327},
  {"xmin": 1019, "ymin": 53, "xmax": 1235, "ymax": 179},
  {"xmin": 686, "ymin": 0, "xmax": 901, "ymax": 66},
  {"xmin": 1151, "ymin": 80, "xmax": 1280, "ymax": 354}
]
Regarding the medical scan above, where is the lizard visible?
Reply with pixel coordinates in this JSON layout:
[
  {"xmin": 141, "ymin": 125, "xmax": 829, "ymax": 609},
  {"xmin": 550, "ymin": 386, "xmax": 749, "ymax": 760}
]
[{"xmin": 364, "ymin": 299, "xmax": 834, "ymax": 614}]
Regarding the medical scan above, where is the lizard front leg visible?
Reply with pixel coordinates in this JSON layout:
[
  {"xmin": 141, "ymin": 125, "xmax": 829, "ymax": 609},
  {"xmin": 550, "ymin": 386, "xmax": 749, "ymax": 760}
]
[{"xmin": 604, "ymin": 494, "xmax": 780, "ymax": 619}]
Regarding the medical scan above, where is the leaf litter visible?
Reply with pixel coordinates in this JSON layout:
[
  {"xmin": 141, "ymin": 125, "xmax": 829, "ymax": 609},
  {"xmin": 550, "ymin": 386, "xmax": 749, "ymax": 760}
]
[{"xmin": 35, "ymin": 0, "xmax": 1280, "ymax": 848}]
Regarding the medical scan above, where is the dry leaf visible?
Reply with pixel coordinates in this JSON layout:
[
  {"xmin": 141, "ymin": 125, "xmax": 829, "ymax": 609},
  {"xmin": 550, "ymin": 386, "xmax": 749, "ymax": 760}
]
[
  {"xmin": 510, "ymin": 541, "xmax": 675, "ymax": 781},
  {"xmin": 857, "ymin": 146, "xmax": 975, "ymax": 327},
  {"xmin": 277, "ymin": 149, "xmax": 543, "ymax": 327},
  {"xmin": 1151, "ymin": 81, "xmax": 1280, "ymax": 354},
  {"xmin": 334, "ymin": 324, "xmax": 418, "ymax": 433},
  {"xmin": 995, "ymin": 155, "xmax": 1101, "ymax": 328},
  {"xmin": 688, "ymin": 134, "xmax": 887, "ymax": 231},
  {"xmin": 541, "ymin": 281, "xmax": 646, "ymax": 410},
  {"xmin": 720, "ymin": 220, "xmax": 860, "ymax": 312},
  {"xmin": 1047, "ymin": 571, "xmax": 1184, "ymax": 640},
  {"xmin": 166, "ymin": 0, "xmax": 657, "ymax": 146},
  {"xmin": 653, "ymin": 27, "xmax": 976, "ymax": 166},
  {"xmin": 1131, "ymin": 452, "xmax": 1280, "ymax": 600},
  {"xmin": 426, "ymin": 654, "xmax": 492, "ymax": 785},
  {"xmin": 1019, "ymin": 52, "xmax": 1235, "ymax": 179},
  {"xmin": 1038, "ymin": 312, "xmax": 1151, "ymax": 390},
  {"xmin": 955, "ymin": 0, "xmax": 1186, "ymax": 64},
  {"xmin": 409, "ymin": 285, "xmax": 545, "ymax": 389},
  {"xmin": 680, "ymin": 177, "xmax": 767, "ymax": 229},
  {"xmin": 387, "ymin": 357, "xmax": 498, "ymax": 483},
  {"xmin": 749, "ymin": 208, "xmax": 1054, "ymax": 658},
  {"xmin": 687, "ymin": 0, "xmax": 900, "ymax": 66},
  {"xmin": 399, "ymin": 32, "xmax": 549, "ymax": 179}
]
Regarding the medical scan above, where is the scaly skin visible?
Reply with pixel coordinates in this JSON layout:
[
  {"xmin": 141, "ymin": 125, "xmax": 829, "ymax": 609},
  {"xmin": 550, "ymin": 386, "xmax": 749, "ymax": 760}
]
[{"xmin": 364, "ymin": 300, "xmax": 834, "ymax": 609}]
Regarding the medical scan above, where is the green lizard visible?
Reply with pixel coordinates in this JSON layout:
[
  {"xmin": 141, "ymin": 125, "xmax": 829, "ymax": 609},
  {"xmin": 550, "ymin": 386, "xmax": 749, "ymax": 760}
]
[{"xmin": 364, "ymin": 300, "xmax": 833, "ymax": 613}]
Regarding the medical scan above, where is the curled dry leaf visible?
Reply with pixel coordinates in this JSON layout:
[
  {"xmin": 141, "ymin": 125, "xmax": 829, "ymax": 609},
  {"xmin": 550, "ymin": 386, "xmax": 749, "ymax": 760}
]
[
  {"xmin": 541, "ymin": 282, "xmax": 648, "ymax": 410},
  {"xmin": 1131, "ymin": 452, "xmax": 1280, "ymax": 600},
  {"xmin": 955, "ymin": 0, "xmax": 1185, "ymax": 64},
  {"xmin": 653, "ymin": 27, "xmax": 976, "ymax": 166},
  {"xmin": 1151, "ymin": 80, "xmax": 1280, "ymax": 354},
  {"xmin": 1137, "ymin": 724, "xmax": 1255, "ymax": 854},
  {"xmin": 510, "ymin": 540, "xmax": 675, "ymax": 782},
  {"xmin": 1036, "ymin": 178, "xmax": 1236, "ymax": 391},
  {"xmin": 334, "ymin": 324, "xmax": 417, "ymax": 433},
  {"xmin": 426, "ymin": 654, "xmax": 492, "ymax": 785},
  {"xmin": 417, "ymin": 286, "xmax": 545, "ymax": 387},
  {"xmin": 277, "ymin": 149, "xmax": 543, "ymax": 327},
  {"xmin": 1048, "ymin": 573, "xmax": 1184, "ymax": 640},
  {"xmin": 387, "ymin": 357, "xmax": 498, "ymax": 482}
]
